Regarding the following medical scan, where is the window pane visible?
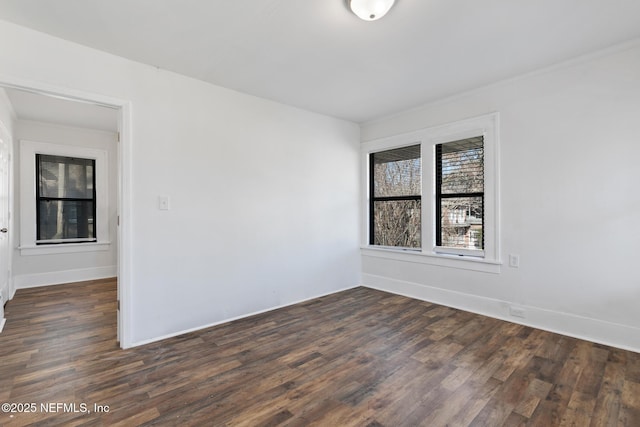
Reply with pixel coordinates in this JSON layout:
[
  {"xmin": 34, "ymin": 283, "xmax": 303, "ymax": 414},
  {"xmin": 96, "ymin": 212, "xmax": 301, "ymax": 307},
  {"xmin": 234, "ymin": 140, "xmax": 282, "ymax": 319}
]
[
  {"xmin": 439, "ymin": 197, "xmax": 483, "ymax": 249},
  {"xmin": 373, "ymin": 200, "xmax": 421, "ymax": 248},
  {"xmin": 440, "ymin": 137, "xmax": 483, "ymax": 194},
  {"xmin": 38, "ymin": 155, "xmax": 94, "ymax": 199},
  {"xmin": 373, "ymin": 145, "xmax": 421, "ymax": 197},
  {"xmin": 38, "ymin": 200, "xmax": 95, "ymax": 241}
]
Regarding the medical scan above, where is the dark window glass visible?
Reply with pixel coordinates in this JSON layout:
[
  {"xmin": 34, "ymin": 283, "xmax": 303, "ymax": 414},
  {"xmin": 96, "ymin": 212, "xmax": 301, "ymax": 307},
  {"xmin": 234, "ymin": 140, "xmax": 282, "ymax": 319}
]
[
  {"xmin": 436, "ymin": 137, "xmax": 484, "ymax": 250},
  {"xmin": 36, "ymin": 154, "xmax": 96, "ymax": 244},
  {"xmin": 370, "ymin": 145, "xmax": 421, "ymax": 248}
]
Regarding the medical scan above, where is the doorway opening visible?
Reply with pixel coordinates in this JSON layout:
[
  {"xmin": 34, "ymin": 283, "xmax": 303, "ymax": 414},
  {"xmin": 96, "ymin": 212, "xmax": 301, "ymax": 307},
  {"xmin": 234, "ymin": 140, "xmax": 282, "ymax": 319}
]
[{"xmin": 0, "ymin": 81, "xmax": 131, "ymax": 348}]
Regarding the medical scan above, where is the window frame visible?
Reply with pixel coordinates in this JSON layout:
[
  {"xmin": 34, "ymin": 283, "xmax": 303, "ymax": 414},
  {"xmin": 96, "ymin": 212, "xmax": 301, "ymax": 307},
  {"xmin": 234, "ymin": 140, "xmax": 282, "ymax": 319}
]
[
  {"xmin": 434, "ymin": 137, "xmax": 485, "ymax": 257},
  {"xmin": 369, "ymin": 144, "xmax": 422, "ymax": 249},
  {"xmin": 361, "ymin": 113, "xmax": 501, "ymax": 272},
  {"xmin": 19, "ymin": 140, "xmax": 110, "ymax": 255},
  {"xmin": 35, "ymin": 154, "xmax": 98, "ymax": 245}
]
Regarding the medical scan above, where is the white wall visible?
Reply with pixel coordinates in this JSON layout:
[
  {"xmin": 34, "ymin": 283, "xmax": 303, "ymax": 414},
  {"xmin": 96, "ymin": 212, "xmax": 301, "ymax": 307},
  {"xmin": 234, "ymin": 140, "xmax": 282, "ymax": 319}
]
[
  {"xmin": 0, "ymin": 20, "xmax": 361, "ymax": 346},
  {"xmin": 12, "ymin": 120, "xmax": 118, "ymax": 287},
  {"xmin": 360, "ymin": 42, "xmax": 640, "ymax": 352}
]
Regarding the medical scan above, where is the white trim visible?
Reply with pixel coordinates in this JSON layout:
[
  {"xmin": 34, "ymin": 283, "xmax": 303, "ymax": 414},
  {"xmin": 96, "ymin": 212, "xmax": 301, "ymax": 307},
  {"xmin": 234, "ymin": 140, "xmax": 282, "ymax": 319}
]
[
  {"xmin": 0, "ymin": 290, "xmax": 4, "ymax": 333},
  {"xmin": 362, "ymin": 273, "xmax": 640, "ymax": 354},
  {"xmin": 433, "ymin": 246, "xmax": 484, "ymax": 258},
  {"xmin": 131, "ymin": 284, "xmax": 360, "ymax": 348},
  {"xmin": 0, "ymin": 74, "xmax": 133, "ymax": 349},
  {"xmin": 361, "ymin": 112, "xmax": 501, "ymax": 268},
  {"xmin": 117, "ymin": 101, "xmax": 132, "ymax": 348},
  {"xmin": 19, "ymin": 241, "xmax": 111, "ymax": 256},
  {"xmin": 19, "ymin": 140, "xmax": 109, "ymax": 253},
  {"xmin": 14, "ymin": 265, "xmax": 116, "ymax": 289},
  {"xmin": 362, "ymin": 247, "xmax": 501, "ymax": 274},
  {"xmin": 0, "ymin": 109, "xmax": 13, "ymax": 305}
]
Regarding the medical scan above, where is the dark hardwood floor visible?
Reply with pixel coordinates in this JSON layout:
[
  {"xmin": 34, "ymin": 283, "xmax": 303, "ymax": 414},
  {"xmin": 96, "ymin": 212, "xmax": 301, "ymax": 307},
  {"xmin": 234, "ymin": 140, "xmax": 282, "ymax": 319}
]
[{"xmin": 0, "ymin": 279, "xmax": 639, "ymax": 426}]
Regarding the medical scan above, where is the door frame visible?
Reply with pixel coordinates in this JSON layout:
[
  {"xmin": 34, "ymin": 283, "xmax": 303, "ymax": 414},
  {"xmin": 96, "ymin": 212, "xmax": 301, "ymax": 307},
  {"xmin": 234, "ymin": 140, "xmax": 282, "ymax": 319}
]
[
  {"xmin": 0, "ymin": 113, "xmax": 11, "ymax": 330},
  {"xmin": 0, "ymin": 75, "xmax": 133, "ymax": 348}
]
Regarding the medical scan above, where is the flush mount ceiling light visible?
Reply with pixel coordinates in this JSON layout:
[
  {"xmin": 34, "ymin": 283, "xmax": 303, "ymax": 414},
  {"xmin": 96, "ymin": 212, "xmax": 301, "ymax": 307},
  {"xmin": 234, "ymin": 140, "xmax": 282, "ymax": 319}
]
[{"xmin": 350, "ymin": 0, "xmax": 396, "ymax": 21}]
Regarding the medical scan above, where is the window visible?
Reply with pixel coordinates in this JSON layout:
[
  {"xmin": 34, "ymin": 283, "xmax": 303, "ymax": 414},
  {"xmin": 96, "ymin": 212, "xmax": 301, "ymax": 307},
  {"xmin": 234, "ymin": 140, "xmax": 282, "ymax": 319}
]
[
  {"xmin": 369, "ymin": 145, "xmax": 421, "ymax": 248},
  {"xmin": 362, "ymin": 113, "xmax": 499, "ymax": 270},
  {"xmin": 435, "ymin": 136, "xmax": 484, "ymax": 255},
  {"xmin": 19, "ymin": 140, "xmax": 110, "ymax": 255},
  {"xmin": 36, "ymin": 154, "xmax": 97, "ymax": 244}
]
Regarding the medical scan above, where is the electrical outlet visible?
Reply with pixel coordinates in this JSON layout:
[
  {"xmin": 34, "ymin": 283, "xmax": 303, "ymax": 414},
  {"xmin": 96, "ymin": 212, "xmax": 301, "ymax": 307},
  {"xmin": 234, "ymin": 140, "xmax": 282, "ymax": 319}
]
[
  {"xmin": 509, "ymin": 254, "xmax": 520, "ymax": 268},
  {"xmin": 509, "ymin": 306, "xmax": 526, "ymax": 318},
  {"xmin": 158, "ymin": 195, "xmax": 170, "ymax": 211}
]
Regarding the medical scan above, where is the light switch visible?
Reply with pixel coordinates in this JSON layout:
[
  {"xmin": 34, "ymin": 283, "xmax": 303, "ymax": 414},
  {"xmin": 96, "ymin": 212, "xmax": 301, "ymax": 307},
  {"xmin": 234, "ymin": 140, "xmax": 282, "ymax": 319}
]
[
  {"xmin": 509, "ymin": 254, "xmax": 520, "ymax": 268},
  {"xmin": 159, "ymin": 195, "xmax": 170, "ymax": 210}
]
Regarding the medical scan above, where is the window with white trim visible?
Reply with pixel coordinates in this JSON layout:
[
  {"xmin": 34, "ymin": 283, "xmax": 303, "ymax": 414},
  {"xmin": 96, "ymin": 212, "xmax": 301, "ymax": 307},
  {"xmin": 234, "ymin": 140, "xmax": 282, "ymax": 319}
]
[
  {"xmin": 435, "ymin": 136, "xmax": 484, "ymax": 257},
  {"xmin": 369, "ymin": 144, "xmax": 421, "ymax": 248},
  {"xmin": 36, "ymin": 154, "xmax": 97, "ymax": 244},
  {"xmin": 19, "ymin": 140, "xmax": 110, "ymax": 255},
  {"xmin": 363, "ymin": 113, "xmax": 500, "ymax": 266}
]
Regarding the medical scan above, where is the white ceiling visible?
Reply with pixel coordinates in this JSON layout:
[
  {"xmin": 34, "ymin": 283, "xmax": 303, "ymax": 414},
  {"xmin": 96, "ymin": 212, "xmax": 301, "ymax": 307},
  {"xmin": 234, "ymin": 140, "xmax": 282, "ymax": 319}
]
[
  {"xmin": 4, "ymin": 88, "xmax": 118, "ymax": 132},
  {"xmin": 1, "ymin": 0, "xmax": 639, "ymax": 123}
]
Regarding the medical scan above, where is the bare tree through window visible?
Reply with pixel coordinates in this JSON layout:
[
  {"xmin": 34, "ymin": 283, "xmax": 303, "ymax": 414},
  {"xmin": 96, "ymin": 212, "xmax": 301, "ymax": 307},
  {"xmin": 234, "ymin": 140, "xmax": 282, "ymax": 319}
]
[{"xmin": 370, "ymin": 145, "xmax": 421, "ymax": 248}]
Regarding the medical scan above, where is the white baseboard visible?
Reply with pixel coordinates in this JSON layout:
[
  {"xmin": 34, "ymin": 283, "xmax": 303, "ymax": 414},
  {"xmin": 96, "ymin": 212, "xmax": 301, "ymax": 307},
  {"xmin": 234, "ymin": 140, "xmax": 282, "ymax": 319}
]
[
  {"xmin": 14, "ymin": 266, "xmax": 117, "ymax": 289},
  {"xmin": 0, "ymin": 318, "xmax": 6, "ymax": 333},
  {"xmin": 131, "ymin": 284, "xmax": 360, "ymax": 348},
  {"xmin": 362, "ymin": 273, "xmax": 640, "ymax": 354}
]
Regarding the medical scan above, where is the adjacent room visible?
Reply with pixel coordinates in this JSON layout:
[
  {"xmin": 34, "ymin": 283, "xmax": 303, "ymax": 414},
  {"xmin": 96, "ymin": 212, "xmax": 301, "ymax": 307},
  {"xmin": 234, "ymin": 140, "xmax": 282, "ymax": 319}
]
[{"xmin": 0, "ymin": 0, "xmax": 639, "ymax": 425}]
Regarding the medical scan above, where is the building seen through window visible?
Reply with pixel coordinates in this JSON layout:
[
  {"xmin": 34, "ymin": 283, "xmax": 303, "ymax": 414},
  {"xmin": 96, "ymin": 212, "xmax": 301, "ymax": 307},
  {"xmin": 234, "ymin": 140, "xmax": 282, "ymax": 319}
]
[{"xmin": 436, "ymin": 136, "xmax": 484, "ymax": 250}]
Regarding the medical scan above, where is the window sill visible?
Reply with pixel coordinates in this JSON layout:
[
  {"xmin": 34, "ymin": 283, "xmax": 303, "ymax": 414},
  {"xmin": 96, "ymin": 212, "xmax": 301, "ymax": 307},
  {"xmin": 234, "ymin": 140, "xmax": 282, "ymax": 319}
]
[
  {"xmin": 19, "ymin": 241, "xmax": 111, "ymax": 256},
  {"xmin": 361, "ymin": 246, "xmax": 502, "ymax": 274}
]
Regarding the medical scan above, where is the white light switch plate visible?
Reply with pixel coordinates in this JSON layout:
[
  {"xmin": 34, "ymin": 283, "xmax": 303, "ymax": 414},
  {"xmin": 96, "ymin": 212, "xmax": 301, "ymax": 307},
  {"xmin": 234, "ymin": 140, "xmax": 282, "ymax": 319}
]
[
  {"xmin": 159, "ymin": 195, "xmax": 170, "ymax": 210},
  {"xmin": 509, "ymin": 254, "xmax": 520, "ymax": 268}
]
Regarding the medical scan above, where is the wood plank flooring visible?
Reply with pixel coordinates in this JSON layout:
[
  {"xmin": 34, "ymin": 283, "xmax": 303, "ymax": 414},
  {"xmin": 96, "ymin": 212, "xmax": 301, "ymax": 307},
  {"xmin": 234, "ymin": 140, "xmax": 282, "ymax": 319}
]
[{"xmin": 1, "ymin": 279, "xmax": 639, "ymax": 426}]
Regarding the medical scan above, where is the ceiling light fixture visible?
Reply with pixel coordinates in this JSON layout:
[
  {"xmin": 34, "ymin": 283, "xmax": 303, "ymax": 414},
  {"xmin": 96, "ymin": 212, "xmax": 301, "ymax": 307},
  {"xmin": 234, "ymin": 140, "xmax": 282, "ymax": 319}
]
[{"xmin": 350, "ymin": 0, "xmax": 395, "ymax": 21}]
